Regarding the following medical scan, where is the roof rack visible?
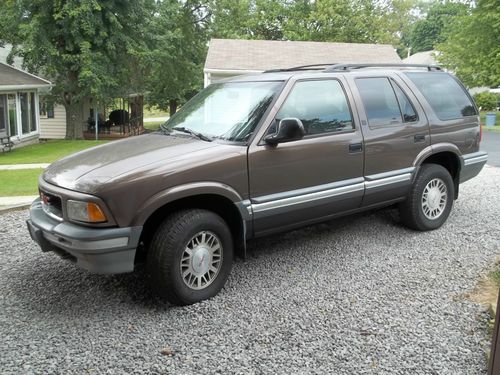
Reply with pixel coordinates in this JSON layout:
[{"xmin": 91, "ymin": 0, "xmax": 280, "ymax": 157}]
[
  {"xmin": 264, "ymin": 63, "xmax": 338, "ymax": 73},
  {"xmin": 323, "ymin": 63, "xmax": 442, "ymax": 72}
]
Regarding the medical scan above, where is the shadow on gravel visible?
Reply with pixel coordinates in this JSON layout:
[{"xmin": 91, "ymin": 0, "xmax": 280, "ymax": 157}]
[
  {"xmin": 245, "ymin": 205, "xmax": 401, "ymax": 257},
  {"xmin": 9, "ymin": 205, "xmax": 403, "ymax": 314}
]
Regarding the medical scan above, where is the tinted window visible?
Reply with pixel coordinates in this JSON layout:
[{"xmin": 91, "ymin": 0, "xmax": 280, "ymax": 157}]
[
  {"xmin": 405, "ymin": 72, "xmax": 477, "ymax": 120},
  {"xmin": 274, "ymin": 80, "xmax": 353, "ymax": 136},
  {"xmin": 391, "ymin": 81, "xmax": 418, "ymax": 122},
  {"xmin": 356, "ymin": 78, "xmax": 402, "ymax": 127}
]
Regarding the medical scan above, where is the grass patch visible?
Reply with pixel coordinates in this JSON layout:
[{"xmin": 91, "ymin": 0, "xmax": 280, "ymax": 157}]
[
  {"xmin": 490, "ymin": 266, "xmax": 500, "ymax": 289},
  {"xmin": 0, "ymin": 169, "xmax": 42, "ymax": 196},
  {"xmin": 143, "ymin": 106, "xmax": 170, "ymax": 118},
  {"xmin": 143, "ymin": 121, "xmax": 165, "ymax": 132},
  {"xmin": 468, "ymin": 259, "xmax": 500, "ymax": 337},
  {"xmin": 0, "ymin": 140, "xmax": 108, "ymax": 165},
  {"xmin": 482, "ymin": 125, "xmax": 500, "ymax": 133}
]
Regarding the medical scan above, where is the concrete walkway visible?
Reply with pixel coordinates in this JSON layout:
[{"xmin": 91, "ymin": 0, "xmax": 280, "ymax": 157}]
[
  {"xmin": 0, "ymin": 163, "xmax": 49, "ymax": 170},
  {"xmin": 0, "ymin": 164, "xmax": 45, "ymax": 212},
  {"xmin": 0, "ymin": 195, "xmax": 37, "ymax": 212}
]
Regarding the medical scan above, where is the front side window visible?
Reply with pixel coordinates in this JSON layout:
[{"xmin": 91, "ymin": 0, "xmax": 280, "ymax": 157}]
[
  {"xmin": 162, "ymin": 81, "xmax": 284, "ymax": 142},
  {"xmin": 273, "ymin": 79, "xmax": 353, "ymax": 136},
  {"xmin": 405, "ymin": 72, "xmax": 477, "ymax": 120},
  {"xmin": 356, "ymin": 77, "xmax": 402, "ymax": 127}
]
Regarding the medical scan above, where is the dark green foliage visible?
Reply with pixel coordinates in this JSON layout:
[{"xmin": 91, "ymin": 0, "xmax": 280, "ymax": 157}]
[
  {"xmin": 409, "ymin": 2, "xmax": 468, "ymax": 53},
  {"xmin": 438, "ymin": 0, "xmax": 500, "ymax": 88},
  {"xmin": 209, "ymin": 0, "xmax": 418, "ymax": 48},
  {"xmin": 474, "ymin": 92, "xmax": 499, "ymax": 111},
  {"xmin": 143, "ymin": 0, "xmax": 209, "ymax": 115},
  {"xmin": 0, "ymin": 0, "xmax": 154, "ymax": 138}
]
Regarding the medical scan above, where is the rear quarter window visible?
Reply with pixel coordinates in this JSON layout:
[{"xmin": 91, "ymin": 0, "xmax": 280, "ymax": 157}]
[{"xmin": 405, "ymin": 72, "xmax": 477, "ymax": 121}]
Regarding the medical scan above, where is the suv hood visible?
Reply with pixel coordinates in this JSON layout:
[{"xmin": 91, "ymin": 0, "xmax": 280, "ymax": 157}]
[{"xmin": 43, "ymin": 133, "xmax": 218, "ymax": 193}]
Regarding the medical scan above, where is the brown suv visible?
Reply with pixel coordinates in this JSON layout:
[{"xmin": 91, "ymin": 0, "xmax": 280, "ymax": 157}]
[{"xmin": 27, "ymin": 63, "xmax": 488, "ymax": 305}]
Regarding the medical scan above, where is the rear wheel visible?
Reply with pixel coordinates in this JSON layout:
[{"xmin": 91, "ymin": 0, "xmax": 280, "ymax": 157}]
[
  {"xmin": 399, "ymin": 164, "xmax": 454, "ymax": 231},
  {"xmin": 147, "ymin": 209, "xmax": 233, "ymax": 305}
]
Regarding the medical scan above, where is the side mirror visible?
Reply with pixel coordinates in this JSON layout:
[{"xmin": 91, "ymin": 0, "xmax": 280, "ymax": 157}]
[{"xmin": 264, "ymin": 118, "xmax": 305, "ymax": 145}]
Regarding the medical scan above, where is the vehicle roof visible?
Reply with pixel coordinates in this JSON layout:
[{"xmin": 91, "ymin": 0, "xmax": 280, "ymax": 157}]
[{"xmin": 221, "ymin": 65, "xmax": 447, "ymax": 83}]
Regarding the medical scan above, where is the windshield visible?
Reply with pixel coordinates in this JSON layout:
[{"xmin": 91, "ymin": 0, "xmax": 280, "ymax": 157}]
[{"xmin": 160, "ymin": 81, "xmax": 284, "ymax": 142}]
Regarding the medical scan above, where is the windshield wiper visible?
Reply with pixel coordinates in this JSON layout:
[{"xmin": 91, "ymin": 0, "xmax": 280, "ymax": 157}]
[
  {"xmin": 172, "ymin": 127, "xmax": 213, "ymax": 142},
  {"xmin": 158, "ymin": 123, "xmax": 171, "ymax": 134}
]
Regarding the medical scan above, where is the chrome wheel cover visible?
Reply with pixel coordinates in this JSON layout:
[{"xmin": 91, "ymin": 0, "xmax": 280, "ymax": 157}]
[
  {"xmin": 180, "ymin": 231, "xmax": 223, "ymax": 290},
  {"xmin": 421, "ymin": 178, "xmax": 447, "ymax": 220}
]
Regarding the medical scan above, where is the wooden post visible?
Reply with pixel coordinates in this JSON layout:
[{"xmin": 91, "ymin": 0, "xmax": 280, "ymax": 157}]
[{"xmin": 489, "ymin": 289, "xmax": 500, "ymax": 374}]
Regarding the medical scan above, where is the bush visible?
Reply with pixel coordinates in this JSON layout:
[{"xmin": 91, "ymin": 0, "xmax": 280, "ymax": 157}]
[{"xmin": 473, "ymin": 92, "xmax": 499, "ymax": 111}]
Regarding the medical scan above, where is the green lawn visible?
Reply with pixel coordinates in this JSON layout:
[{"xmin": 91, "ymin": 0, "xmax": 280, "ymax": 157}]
[
  {"xmin": 143, "ymin": 107, "xmax": 170, "ymax": 118},
  {"xmin": 0, "ymin": 169, "xmax": 43, "ymax": 196},
  {"xmin": 143, "ymin": 121, "xmax": 165, "ymax": 132},
  {"xmin": 0, "ymin": 140, "xmax": 108, "ymax": 165}
]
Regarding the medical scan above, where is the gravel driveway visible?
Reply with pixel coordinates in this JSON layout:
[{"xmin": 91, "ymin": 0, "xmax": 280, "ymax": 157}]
[{"xmin": 1, "ymin": 167, "xmax": 499, "ymax": 374}]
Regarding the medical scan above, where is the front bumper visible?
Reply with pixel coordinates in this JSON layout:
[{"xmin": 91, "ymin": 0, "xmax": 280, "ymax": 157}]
[{"xmin": 27, "ymin": 198, "xmax": 142, "ymax": 274}]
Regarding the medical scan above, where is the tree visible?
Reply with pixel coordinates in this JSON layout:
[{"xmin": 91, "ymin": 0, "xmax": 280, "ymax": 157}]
[
  {"xmin": 0, "ymin": 0, "xmax": 152, "ymax": 139},
  {"xmin": 209, "ymin": 0, "xmax": 419, "ymax": 49},
  {"xmin": 144, "ymin": 0, "xmax": 209, "ymax": 115},
  {"xmin": 438, "ymin": 0, "xmax": 500, "ymax": 87},
  {"xmin": 409, "ymin": 1, "xmax": 468, "ymax": 53}
]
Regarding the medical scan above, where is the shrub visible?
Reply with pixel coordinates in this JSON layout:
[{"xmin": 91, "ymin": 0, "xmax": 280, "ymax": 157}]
[{"xmin": 473, "ymin": 92, "xmax": 499, "ymax": 111}]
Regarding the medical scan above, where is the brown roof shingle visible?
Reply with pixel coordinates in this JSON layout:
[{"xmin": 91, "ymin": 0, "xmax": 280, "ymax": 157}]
[
  {"xmin": 204, "ymin": 39, "xmax": 401, "ymax": 71},
  {"xmin": 0, "ymin": 62, "xmax": 51, "ymax": 87}
]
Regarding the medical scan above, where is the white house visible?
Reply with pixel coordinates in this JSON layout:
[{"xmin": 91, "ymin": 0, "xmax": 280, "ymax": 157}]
[
  {"xmin": 0, "ymin": 62, "xmax": 52, "ymax": 145},
  {"xmin": 203, "ymin": 39, "xmax": 402, "ymax": 87},
  {"xmin": 0, "ymin": 45, "xmax": 67, "ymax": 141}
]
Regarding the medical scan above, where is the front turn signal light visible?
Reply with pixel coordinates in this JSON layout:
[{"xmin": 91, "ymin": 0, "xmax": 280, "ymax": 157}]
[{"xmin": 67, "ymin": 200, "xmax": 107, "ymax": 223}]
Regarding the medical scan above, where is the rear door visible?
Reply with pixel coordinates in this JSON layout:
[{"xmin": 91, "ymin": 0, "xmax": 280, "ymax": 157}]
[
  {"xmin": 247, "ymin": 77, "xmax": 364, "ymax": 236},
  {"xmin": 347, "ymin": 74, "xmax": 430, "ymax": 206}
]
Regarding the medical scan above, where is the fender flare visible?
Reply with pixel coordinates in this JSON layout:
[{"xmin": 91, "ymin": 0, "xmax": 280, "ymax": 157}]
[
  {"xmin": 413, "ymin": 142, "xmax": 462, "ymax": 168},
  {"xmin": 133, "ymin": 181, "xmax": 245, "ymax": 227}
]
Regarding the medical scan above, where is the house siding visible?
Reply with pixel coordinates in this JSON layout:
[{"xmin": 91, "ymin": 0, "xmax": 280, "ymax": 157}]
[{"xmin": 39, "ymin": 104, "xmax": 66, "ymax": 139}]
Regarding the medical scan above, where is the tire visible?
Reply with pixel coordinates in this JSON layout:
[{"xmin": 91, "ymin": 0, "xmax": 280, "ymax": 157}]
[
  {"xmin": 147, "ymin": 209, "xmax": 233, "ymax": 305},
  {"xmin": 399, "ymin": 164, "xmax": 454, "ymax": 231}
]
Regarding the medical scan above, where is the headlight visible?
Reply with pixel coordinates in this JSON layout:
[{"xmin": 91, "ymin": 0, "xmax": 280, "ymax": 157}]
[{"xmin": 67, "ymin": 200, "xmax": 107, "ymax": 223}]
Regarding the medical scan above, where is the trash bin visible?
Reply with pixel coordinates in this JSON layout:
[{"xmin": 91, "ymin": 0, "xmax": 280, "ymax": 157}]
[{"xmin": 485, "ymin": 113, "xmax": 497, "ymax": 127}]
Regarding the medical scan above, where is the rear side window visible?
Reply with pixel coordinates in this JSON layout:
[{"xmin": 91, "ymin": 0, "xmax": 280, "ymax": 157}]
[
  {"xmin": 392, "ymin": 82, "xmax": 418, "ymax": 122},
  {"xmin": 405, "ymin": 72, "xmax": 477, "ymax": 120},
  {"xmin": 356, "ymin": 78, "xmax": 402, "ymax": 127}
]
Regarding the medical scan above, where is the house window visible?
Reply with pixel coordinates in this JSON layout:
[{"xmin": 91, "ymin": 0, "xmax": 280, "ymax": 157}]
[
  {"xmin": 19, "ymin": 92, "xmax": 37, "ymax": 134},
  {"xmin": 0, "ymin": 95, "xmax": 7, "ymax": 135},
  {"xmin": 8, "ymin": 94, "xmax": 17, "ymax": 137},
  {"xmin": 40, "ymin": 97, "xmax": 55, "ymax": 119}
]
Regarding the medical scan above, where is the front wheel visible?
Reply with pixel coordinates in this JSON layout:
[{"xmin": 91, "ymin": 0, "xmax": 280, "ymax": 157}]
[
  {"xmin": 147, "ymin": 209, "xmax": 233, "ymax": 305},
  {"xmin": 399, "ymin": 164, "xmax": 454, "ymax": 231}
]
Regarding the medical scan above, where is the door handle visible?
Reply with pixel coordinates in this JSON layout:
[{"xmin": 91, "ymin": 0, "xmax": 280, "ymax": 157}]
[
  {"xmin": 414, "ymin": 134, "xmax": 426, "ymax": 143},
  {"xmin": 349, "ymin": 143, "xmax": 363, "ymax": 153}
]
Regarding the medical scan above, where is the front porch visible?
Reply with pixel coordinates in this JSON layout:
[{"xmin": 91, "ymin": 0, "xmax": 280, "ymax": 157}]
[{"xmin": 83, "ymin": 95, "xmax": 146, "ymax": 140}]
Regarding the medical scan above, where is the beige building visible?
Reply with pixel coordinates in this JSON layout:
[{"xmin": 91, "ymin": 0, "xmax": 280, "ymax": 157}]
[
  {"xmin": 204, "ymin": 38, "xmax": 402, "ymax": 87},
  {"xmin": 0, "ymin": 62, "xmax": 52, "ymax": 145}
]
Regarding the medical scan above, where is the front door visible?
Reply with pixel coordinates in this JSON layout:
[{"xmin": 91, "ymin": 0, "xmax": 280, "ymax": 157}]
[
  {"xmin": 248, "ymin": 78, "xmax": 364, "ymax": 236},
  {"xmin": 347, "ymin": 75, "xmax": 431, "ymax": 206}
]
